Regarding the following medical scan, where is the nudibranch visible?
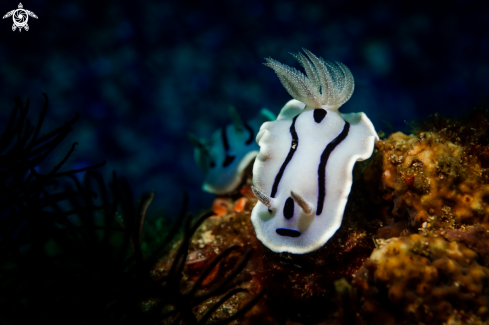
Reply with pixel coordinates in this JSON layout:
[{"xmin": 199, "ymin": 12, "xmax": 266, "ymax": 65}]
[
  {"xmin": 191, "ymin": 106, "xmax": 275, "ymax": 195},
  {"xmin": 251, "ymin": 49, "xmax": 378, "ymax": 254}
]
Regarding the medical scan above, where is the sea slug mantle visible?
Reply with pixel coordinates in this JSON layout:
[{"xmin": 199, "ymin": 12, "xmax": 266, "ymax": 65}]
[{"xmin": 251, "ymin": 49, "xmax": 378, "ymax": 254}]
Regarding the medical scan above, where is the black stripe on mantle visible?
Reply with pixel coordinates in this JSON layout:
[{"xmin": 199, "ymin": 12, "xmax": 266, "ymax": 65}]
[
  {"xmin": 316, "ymin": 121, "xmax": 350, "ymax": 215},
  {"xmin": 270, "ymin": 115, "xmax": 299, "ymax": 198},
  {"xmin": 221, "ymin": 127, "xmax": 236, "ymax": 167}
]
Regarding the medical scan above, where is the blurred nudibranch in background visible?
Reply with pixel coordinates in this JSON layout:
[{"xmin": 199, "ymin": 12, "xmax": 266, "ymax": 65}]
[{"xmin": 190, "ymin": 106, "xmax": 275, "ymax": 195}]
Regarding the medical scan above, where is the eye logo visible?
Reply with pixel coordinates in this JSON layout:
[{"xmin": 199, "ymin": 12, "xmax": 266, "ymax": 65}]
[{"xmin": 3, "ymin": 3, "xmax": 38, "ymax": 32}]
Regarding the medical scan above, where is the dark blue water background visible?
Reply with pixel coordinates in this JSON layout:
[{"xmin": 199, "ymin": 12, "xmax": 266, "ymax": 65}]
[{"xmin": 0, "ymin": 0, "xmax": 488, "ymax": 216}]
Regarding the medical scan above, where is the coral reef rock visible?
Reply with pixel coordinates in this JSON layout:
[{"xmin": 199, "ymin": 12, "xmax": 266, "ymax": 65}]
[
  {"xmin": 372, "ymin": 111, "xmax": 489, "ymax": 265},
  {"xmin": 377, "ymin": 129, "xmax": 489, "ymax": 230},
  {"xmin": 353, "ymin": 234, "xmax": 489, "ymax": 324}
]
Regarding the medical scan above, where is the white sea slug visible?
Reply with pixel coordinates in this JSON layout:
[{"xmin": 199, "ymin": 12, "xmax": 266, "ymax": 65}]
[
  {"xmin": 251, "ymin": 49, "xmax": 378, "ymax": 254},
  {"xmin": 191, "ymin": 106, "xmax": 275, "ymax": 195}
]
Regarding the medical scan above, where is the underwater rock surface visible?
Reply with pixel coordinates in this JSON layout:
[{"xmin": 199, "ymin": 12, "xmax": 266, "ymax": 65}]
[
  {"xmin": 374, "ymin": 111, "xmax": 489, "ymax": 258},
  {"xmin": 378, "ymin": 130, "xmax": 489, "ymax": 231},
  {"xmin": 353, "ymin": 234, "xmax": 489, "ymax": 324}
]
